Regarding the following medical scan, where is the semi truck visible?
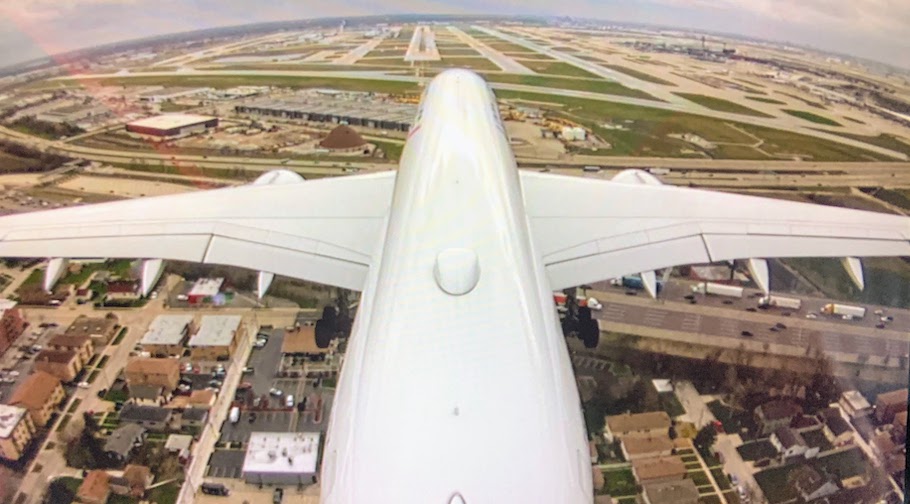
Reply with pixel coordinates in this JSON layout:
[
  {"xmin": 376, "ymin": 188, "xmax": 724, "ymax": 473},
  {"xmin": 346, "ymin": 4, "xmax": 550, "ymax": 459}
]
[
  {"xmin": 759, "ymin": 295, "xmax": 802, "ymax": 310},
  {"xmin": 822, "ymin": 303, "xmax": 866, "ymax": 320},
  {"xmin": 691, "ymin": 282, "xmax": 744, "ymax": 298}
]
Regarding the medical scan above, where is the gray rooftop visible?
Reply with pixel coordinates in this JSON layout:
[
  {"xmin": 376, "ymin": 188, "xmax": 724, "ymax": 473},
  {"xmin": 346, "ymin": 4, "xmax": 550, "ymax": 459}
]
[
  {"xmin": 140, "ymin": 314, "xmax": 194, "ymax": 346},
  {"xmin": 104, "ymin": 423, "xmax": 147, "ymax": 457},
  {"xmin": 120, "ymin": 404, "xmax": 172, "ymax": 423},
  {"xmin": 188, "ymin": 315, "xmax": 242, "ymax": 347}
]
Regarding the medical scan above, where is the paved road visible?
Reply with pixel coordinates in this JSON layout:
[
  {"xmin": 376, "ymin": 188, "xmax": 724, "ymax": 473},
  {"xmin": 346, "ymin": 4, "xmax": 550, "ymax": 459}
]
[
  {"xmin": 51, "ymin": 69, "xmax": 908, "ymax": 160},
  {"xmin": 335, "ymin": 36, "xmax": 384, "ymax": 65}
]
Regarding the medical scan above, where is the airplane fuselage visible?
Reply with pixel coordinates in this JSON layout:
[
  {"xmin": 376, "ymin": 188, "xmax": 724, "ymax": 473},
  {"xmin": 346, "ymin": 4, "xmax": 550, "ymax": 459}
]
[{"xmin": 322, "ymin": 69, "xmax": 592, "ymax": 503}]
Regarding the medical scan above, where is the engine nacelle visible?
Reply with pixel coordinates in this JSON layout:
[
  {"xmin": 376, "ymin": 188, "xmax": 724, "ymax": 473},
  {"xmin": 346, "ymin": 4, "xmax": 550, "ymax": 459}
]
[{"xmin": 611, "ymin": 169, "xmax": 663, "ymax": 186}]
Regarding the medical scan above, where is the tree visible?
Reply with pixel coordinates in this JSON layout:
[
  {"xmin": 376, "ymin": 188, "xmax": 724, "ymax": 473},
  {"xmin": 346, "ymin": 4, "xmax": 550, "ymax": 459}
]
[
  {"xmin": 44, "ymin": 478, "xmax": 76, "ymax": 504},
  {"xmin": 694, "ymin": 425, "xmax": 717, "ymax": 454}
]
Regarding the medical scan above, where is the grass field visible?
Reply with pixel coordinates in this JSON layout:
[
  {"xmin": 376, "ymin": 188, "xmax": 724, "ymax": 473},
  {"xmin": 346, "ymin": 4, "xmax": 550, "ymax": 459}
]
[
  {"xmin": 674, "ymin": 93, "xmax": 774, "ymax": 118},
  {"xmin": 0, "ymin": 151, "xmax": 37, "ymax": 171},
  {"xmin": 711, "ymin": 144, "xmax": 771, "ymax": 160},
  {"xmin": 57, "ymin": 75, "xmax": 420, "ymax": 94},
  {"xmin": 520, "ymin": 60, "xmax": 600, "ymax": 78},
  {"xmin": 438, "ymin": 47, "xmax": 480, "ymax": 56},
  {"xmin": 819, "ymin": 132, "xmax": 910, "ymax": 156},
  {"xmin": 776, "ymin": 92, "xmax": 827, "ymax": 109},
  {"xmin": 494, "ymin": 89, "xmax": 888, "ymax": 160},
  {"xmin": 484, "ymin": 73, "xmax": 657, "ymax": 100},
  {"xmin": 782, "ymin": 109, "xmax": 842, "ymax": 126},
  {"xmin": 507, "ymin": 52, "xmax": 555, "ymax": 61},
  {"xmin": 785, "ymin": 257, "xmax": 910, "ymax": 308},
  {"xmin": 745, "ymin": 96, "xmax": 786, "ymax": 105},
  {"xmin": 428, "ymin": 57, "xmax": 501, "ymax": 71},
  {"xmin": 843, "ymin": 116, "xmax": 866, "ymax": 124},
  {"xmin": 604, "ymin": 64, "xmax": 676, "ymax": 85},
  {"xmin": 602, "ymin": 468, "xmax": 637, "ymax": 497},
  {"xmin": 483, "ymin": 41, "xmax": 538, "ymax": 54}
]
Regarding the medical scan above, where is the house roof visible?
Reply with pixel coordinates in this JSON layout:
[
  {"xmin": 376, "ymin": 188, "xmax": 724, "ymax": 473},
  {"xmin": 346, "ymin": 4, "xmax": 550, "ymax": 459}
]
[
  {"xmin": 894, "ymin": 411, "xmax": 907, "ymax": 429},
  {"xmin": 104, "ymin": 424, "xmax": 147, "ymax": 457},
  {"xmin": 140, "ymin": 314, "xmax": 194, "ymax": 346},
  {"xmin": 182, "ymin": 408, "xmax": 208, "ymax": 421},
  {"xmin": 622, "ymin": 435, "xmax": 674, "ymax": 456},
  {"xmin": 632, "ymin": 456, "xmax": 687, "ymax": 481},
  {"xmin": 107, "ymin": 280, "xmax": 139, "ymax": 294},
  {"xmin": 606, "ymin": 411, "xmax": 671, "ymax": 436},
  {"xmin": 165, "ymin": 434, "xmax": 193, "ymax": 452},
  {"xmin": 129, "ymin": 384, "xmax": 165, "ymax": 401},
  {"xmin": 120, "ymin": 404, "xmax": 172, "ymax": 423},
  {"xmin": 875, "ymin": 388, "xmax": 908, "ymax": 407},
  {"xmin": 34, "ymin": 349, "xmax": 77, "ymax": 364},
  {"xmin": 822, "ymin": 411, "xmax": 852, "ymax": 436},
  {"xmin": 281, "ymin": 325, "xmax": 329, "ymax": 354},
  {"xmin": 642, "ymin": 479, "xmax": 699, "ymax": 504},
  {"xmin": 48, "ymin": 334, "xmax": 91, "ymax": 349},
  {"xmin": 840, "ymin": 390, "xmax": 871, "ymax": 410},
  {"xmin": 8, "ymin": 371, "xmax": 61, "ymax": 410},
  {"xmin": 123, "ymin": 464, "xmax": 152, "ymax": 488},
  {"xmin": 188, "ymin": 315, "xmax": 242, "ymax": 347},
  {"xmin": 757, "ymin": 400, "xmax": 802, "ymax": 421},
  {"xmin": 125, "ymin": 357, "xmax": 180, "ymax": 377},
  {"xmin": 77, "ymin": 470, "xmax": 110, "ymax": 502},
  {"xmin": 774, "ymin": 426, "xmax": 805, "ymax": 449},
  {"xmin": 65, "ymin": 314, "xmax": 117, "ymax": 338},
  {"xmin": 0, "ymin": 404, "xmax": 27, "ymax": 438},
  {"xmin": 788, "ymin": 465, "xmax": 828, "ymax": 495}
]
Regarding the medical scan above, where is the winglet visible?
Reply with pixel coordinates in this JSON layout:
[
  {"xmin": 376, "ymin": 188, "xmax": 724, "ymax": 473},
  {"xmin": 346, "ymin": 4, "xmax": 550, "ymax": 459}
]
[
  {"xmin": 140, "ymin": 259, "xmax": 164, "ymax": 297},
  {"xmin": 257, "ymin": 271, "xmax": 275, "ymax": 300},
  {"xmin": 641, "ymin": 270, "xmax": 658, "ymax": 299},
  {"xmin": 44, "ymin": 258, "xmax": 68, "ymax": 293},
  {"xmin": 747, "ymin": 258, "xmax": 770, "ymax": 294},
  {"xmin": 842, "ymin": 257, "xmax": 864, "ymax": 291}
]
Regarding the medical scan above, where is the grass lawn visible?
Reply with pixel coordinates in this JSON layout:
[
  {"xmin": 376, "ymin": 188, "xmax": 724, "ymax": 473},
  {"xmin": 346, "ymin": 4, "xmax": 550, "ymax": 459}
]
[
  {"xmin": 604, "ymin": 64, "xmax": 676, "ymax": 85},
  {"xmin": 688, "ymin": 470, "xmax": 711, "ymax": 486},
  {"xmin": 87, "ymin": 370, "xmax": 100, "ymax": 383},
  {"xmin": 711, "ymin": 468, "xmax": 731, "ymax": 490},
  {"xmin": 112, "ymin": 327, "xmax": 128, "ymax": 345},
  {"xmin": 776, "ymin": 92, "xmax": 826, "ymax": 109},
  {"xmin": 745, "ymin": 96, "xmax": 786, "ymax": 105},
  {"xmin": 67, "ymin": 399, "xmax": 81, "ymax": 413},
  {"xmin": 782, "ymin": 109, "xmax": 842, "ymax": 126},
  {"xmin": 754, "ymin": 466, "xmax": 797, "ymax": 503},
  {"xmin": 104, "ymin": 388, "xmax": 129, "ymax": 403},
  {"xmin": 658, "ymin": 392, "xmax": 686, "ymax": 417},
  {"xmin": 673, "ymin": 93, "xmax": 774, "ymax": 118},
  {"xmin": 371, "ymin": 140, "xmax": 404, "ymax": 162},
  {"xmin": 602, "ymin": 468, "xmax": 638, "ymax": 496},
  {"xmin": 737, "ymin": 123, "xmax": 887, "ymax": 161},
  {"xmin": 521, "ymin": 60, "xmax": 601, "ymax": 78},
  {"xmin": 428, "ymin": 57, "xmax": 501, "ymax": 71},
  {"xmin": 97, "ymin": 355, "xmax": 110, "ymax": 369},
  {"xmin": 147, "ymin": 482, "xmax": 181, "ymax": 504},
  {"xmin": 484, "ymin": 41, "xmax": 538, "ymax": 53},
  {"xmin": 485, "ymin": 73, "xmax": 657, "ymax": 100},
  {"xmin": 711, "ymin": 144, "xmax": 770, "ymax": 160},
  {"xmin": 55, "ymin": 414, "xmax": 72, "ymax": 432},
  {"xmin": 438, "ymin": 48, "xmax": 480, "ymax": 56},
  {"xmin": 0, "ymin": 152, "xmax": 39, "ymax": 172}
]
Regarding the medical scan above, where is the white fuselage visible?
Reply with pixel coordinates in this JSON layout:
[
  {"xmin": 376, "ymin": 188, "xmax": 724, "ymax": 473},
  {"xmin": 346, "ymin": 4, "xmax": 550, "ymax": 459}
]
[{"xmin": 322, "ymin": 69, "xmax": 592, "ymax": 503}]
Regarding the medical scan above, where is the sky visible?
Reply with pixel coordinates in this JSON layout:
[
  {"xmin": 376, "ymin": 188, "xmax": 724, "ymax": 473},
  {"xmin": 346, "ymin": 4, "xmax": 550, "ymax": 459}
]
[{"xmin": 0, "ymin": 0, "xmax": 908, "ymax": 69}]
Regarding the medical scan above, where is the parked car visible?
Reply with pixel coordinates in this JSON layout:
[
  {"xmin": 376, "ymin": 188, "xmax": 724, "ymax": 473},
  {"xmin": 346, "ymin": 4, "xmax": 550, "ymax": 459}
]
[
  {"xmin": 242, "ymin": 367, "xmax": 255, "ymax": 375},
  {"xmin": 253, "ymin": 339, "xmax": 267, "ymax": 349},
  {"xmin": 774, "ymin": 322, "xmax": 787, "ymax": 329},
  {"xmin": 269, "ymin": 388, "xmax": 283, "ymax": 397},
  {"xmin": 740, "ymin": 331, "xmax": 753, "ymax": 337},
  {"xmin": 76, "ymin": 381, "xmax": 90, "ymax": 389},
  {"xmin": 285, "ymin": 394, "xmax": 294, "ymax": 408}
]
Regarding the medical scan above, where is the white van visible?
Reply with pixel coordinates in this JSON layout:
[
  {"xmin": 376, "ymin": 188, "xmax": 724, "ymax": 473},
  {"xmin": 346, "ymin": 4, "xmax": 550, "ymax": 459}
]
[
  {"xmin": 285, "ymin": 395, "xmax": 294, "ymax": 408},
  {"xmin": 229, "ymin": 406, "xmax": 240, "ymax": 424}
]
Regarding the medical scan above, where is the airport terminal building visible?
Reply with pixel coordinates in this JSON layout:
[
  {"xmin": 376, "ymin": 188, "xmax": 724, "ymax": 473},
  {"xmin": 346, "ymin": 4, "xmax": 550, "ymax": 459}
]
[
  {"xmin": 125, "ymin": 114, "xmax": 218, "ymax": 137},
  {"xmin": 235, "ymin": 97, "xmax": 415, "ymax": 132}
]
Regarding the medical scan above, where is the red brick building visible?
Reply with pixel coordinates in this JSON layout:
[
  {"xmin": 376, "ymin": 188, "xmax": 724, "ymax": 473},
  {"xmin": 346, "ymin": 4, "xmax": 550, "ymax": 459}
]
[{"xmin": 0, "ymin": 303, "xmax": 27, "ymax": 357}]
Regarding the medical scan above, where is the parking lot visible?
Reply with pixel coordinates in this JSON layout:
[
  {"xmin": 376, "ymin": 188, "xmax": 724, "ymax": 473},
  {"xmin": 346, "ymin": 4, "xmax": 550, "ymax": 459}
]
[{"xmin": 0, "ymin": 325, "xmax": 65, "ymax": 400}]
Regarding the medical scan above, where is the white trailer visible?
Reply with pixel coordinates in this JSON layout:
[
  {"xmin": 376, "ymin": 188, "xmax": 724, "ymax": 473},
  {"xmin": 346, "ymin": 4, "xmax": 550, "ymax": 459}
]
[
  {"xmin": 822, "ymin": 303, "xmax": 866, "ymax": 319},
  {"xmin": 692, "ymin": 282, "xmax": 744, "ymax": 298},
  {"xmin": 759, "ymin": 295, "xmax": 802, "ymax": 310}
]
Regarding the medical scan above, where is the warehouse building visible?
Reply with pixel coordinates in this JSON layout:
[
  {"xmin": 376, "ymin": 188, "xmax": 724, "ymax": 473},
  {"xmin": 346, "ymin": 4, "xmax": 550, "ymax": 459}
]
[
  {"xmin": 137, "ymin": 87, "xmax": 211, "ymax": 103},
  {"xmin": 37, "ymin": 103, "xmax": 110, "ymax": 124},
  {"xmin": 242, "ymin": 432, "xmax": 321, "ymax": 485},
  {"xmin": 140, "ymin": 314, "xmax": 196, "ymax": 357},
  {"xmin": 125, "ymin": 114, "xmax": 218, "ymax": 138},
  {"xmin": 188, "ymin": 315, "xmax": 244, "ymax": 360},
  {"xmin": 235, "ymin": 97, "xmax": 415, "ymax": 131}
]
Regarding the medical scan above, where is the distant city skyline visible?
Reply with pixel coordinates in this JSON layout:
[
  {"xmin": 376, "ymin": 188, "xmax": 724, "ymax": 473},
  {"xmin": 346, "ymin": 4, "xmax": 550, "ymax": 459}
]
[{"xmin": 0, "ymin": 0, "xmax": 908, "ymax": 70}]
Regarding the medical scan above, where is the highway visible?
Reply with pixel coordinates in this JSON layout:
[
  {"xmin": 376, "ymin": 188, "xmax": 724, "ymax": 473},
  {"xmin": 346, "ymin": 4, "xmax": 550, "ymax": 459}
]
[
  {"xmin": 588, "ymin": 281, "xmax": 910, "ymax": 364},
  {"xmin": 50, "ymin": 68, "xmax": 909, "ymax": 160}
]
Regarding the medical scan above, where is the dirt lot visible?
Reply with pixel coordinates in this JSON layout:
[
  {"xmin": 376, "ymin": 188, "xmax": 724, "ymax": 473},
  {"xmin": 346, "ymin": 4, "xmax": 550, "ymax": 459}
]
[{"xmin": 58, "ymin": 175, "xmax": 196, "ymax": 197}]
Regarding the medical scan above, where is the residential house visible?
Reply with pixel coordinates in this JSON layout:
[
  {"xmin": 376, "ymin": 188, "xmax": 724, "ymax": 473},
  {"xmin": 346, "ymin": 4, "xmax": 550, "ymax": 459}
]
[
  {"xmin": 128, "ymin": 384, "xmax": 167, "ymax": 406},
  {"xmin": 65, "ymin": 313, "xmax": 119, "ymax": 347},
  {"xmin": 870, "ymin": 432, "xmax": 898, "ymax": 462},
  {"xmin": 770, "ymin": 427, "xmax": 816, "ymax": 459},
  {"xmin": 604, "ymin": 411, "xmax": 672, "ymax": 442},
  {"xmin": 621, "ymin": 434, "xmax": 674, "ymax": 461},
  {"xmin": 187, "ymin": 315, "xmax": 243, "ymax": 360},
  {"xmin": 104, "ymin": 424, "xmax": 147, "ymax": 465},
  {"xmin": 839, "ymin": 390, "xmax": 872, "ymax": 419},
  {"xmin": 642, "ymin": 479, "xmax": 699, "ymax": 504},
  {"xmin": 755, "ymin": 400, "xmax": 802, "ymax": 436},
  {"xmin": 632, "ymin": 456, "xmax": 687, "ymax": 484},
  {"xmin": 788, "ymin": 465, "xmax": 838, "ymax": 502},
  {"xmin": 124, "ymin": 357, "xmax": 180, "ymax": 390},
  {"xmin": 818, "ymin": 408, "xmax": 853, "ymax": 446},
  {"xmin": 874, "ymin": 388, "xmax": 908, "ymax": 424},
  {"xmin": 167, "ymin": 389, "xmax": 215, "ymax": 410},
  {"xmin": 180, "ymin": 408, "xmax": 208, "ymax": 430},
  {"xmin": 33, "ymin": 349, "xmax": 82, "ymax": 382},
  {"xmin": 8, "ymin": 371, "xmax": 65, "ymax": 427},
  {"xmin": 0, "ymin": 301, "xmax": 26, "ymax": 357},
  {"xmin": 119, "ymin": 404, "xmax": 173, "ymax": 432},
  {"xmin": 47, "ymin": 334, "xmax": 93, "ymax": 367},
  {"xmin": 0, "ymin": 404, "xmax": 35, "ymax": 461},
  {"xmin": 139, "ymin": 314, "xmax": 195, "ymax": 357},
  {"xmin": 105, "ymin": 280, "xmax": 141, "ymax": 302},
  {"xmin": 77, "ymin": 470, "xmax": 111, "ymax": 504},
  {"xmin": 110, "ymin": 464, "xmax": 153, "ymax": 498}
]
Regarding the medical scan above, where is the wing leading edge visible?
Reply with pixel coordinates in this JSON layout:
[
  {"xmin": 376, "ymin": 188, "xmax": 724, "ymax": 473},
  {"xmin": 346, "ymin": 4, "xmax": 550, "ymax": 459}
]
[
  {"xmin": 520, "ymin": 171, "xmax": 910, "ymax": 290},
  {"xmin": 0, "ymin": 171, "xmax": 396, "ymax": 291}
]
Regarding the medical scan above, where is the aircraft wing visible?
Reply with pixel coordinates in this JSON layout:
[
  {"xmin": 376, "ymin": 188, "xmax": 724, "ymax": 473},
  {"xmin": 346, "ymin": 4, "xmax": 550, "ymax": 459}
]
[
  {"xmin": 520, "ymin": 171, "xmax": 910, "ymax": 290},
  {"xmin": 0, "ymin": 171, "xmax": 396, "ymax": 291}
]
